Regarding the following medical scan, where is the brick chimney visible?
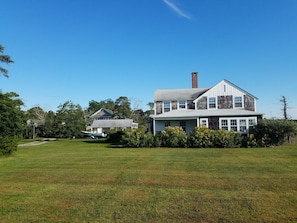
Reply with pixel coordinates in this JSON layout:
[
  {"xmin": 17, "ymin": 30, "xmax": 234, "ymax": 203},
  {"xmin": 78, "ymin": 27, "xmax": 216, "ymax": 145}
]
[{"xmin": 192, "ymin": 72, "xmax": 198, "ymax": 88}]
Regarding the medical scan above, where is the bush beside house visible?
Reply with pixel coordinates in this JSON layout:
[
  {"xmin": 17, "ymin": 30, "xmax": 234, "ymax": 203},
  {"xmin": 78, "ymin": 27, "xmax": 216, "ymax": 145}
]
[{"xmin": 120, "ymin": 120, "xmax": 297, "ymax": 148}]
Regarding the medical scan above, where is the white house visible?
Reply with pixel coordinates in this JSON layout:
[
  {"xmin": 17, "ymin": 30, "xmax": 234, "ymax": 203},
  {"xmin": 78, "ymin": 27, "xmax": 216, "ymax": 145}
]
[{"xmin": 150, "ymin": 72, "xmax": 263, "ymax": 134}]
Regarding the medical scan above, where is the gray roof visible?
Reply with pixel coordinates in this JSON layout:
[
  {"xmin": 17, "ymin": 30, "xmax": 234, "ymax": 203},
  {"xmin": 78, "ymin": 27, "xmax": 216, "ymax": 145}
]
[
  {"xmin": 154, "ymin": 88, "xmax": 210, "ymax": 101},
  {"xmin": 152, "ymin": 109, "xmax": 263, "ymax": 120},
  {"xmin": 91, "ymin": 119, "xmax": 135, "ymax": 128},
  {"xmin": 90, "ymin": 108, "xmax": 114, "ymax": 119}
]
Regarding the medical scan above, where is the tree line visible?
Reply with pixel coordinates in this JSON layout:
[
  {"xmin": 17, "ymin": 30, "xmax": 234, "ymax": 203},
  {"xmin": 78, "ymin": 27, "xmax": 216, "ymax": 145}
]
[{"xmin": 0, "ymin": 44, "xmax": 153, "ymax": 155}]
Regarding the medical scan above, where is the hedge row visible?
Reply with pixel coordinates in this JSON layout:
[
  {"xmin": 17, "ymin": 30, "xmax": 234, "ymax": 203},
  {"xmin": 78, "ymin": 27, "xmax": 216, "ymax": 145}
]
[{"xmin": 116, "ymin": 119, "xmax": 297, "ymax": 148}]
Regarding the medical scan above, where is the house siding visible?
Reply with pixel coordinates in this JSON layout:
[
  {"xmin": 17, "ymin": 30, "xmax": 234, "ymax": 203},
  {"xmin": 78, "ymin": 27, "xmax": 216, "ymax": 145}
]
[
  {"xmin": 218, "ymin": 95, "xmax": 233, "ymax": 109},
  {"xmin": 172, "ymin": 101, "xmax": 177, "ymax": 110},
  {"xmin": 244, "ymin": 95, "xmax": 255, "ymax": 111},
  {"xmin": 208, "ymin": 117, "xmax": 219, "ymax": 130},
  {"xmin": 196, "ymin": 96, "xmax": 207, "ymax": 109},
  {"xmin": 156, "ymin": 101, "xmax": 162, "ymax": 115}
]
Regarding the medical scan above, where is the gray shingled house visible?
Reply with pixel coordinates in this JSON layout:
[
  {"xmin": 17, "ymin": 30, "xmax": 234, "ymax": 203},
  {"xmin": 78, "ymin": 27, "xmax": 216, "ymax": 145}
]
[
  {"xmin": 149, "ymin": 72, "xmax": 263, "ymax": 134},
  {"xmin": 86, "ymin": 108, "xmax": 138, "ymax": 135}
]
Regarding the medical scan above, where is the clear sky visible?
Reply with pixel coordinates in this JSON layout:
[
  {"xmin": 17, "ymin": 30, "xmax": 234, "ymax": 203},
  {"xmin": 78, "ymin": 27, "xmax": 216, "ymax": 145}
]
[{"xmin": 1, "ymin": 0, "xmax": 297, "ymax": 119}]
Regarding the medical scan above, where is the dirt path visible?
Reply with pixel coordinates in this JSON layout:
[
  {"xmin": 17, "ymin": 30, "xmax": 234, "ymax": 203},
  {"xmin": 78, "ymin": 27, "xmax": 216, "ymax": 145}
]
[{"xmin": 18, "ymin": 138, "xmax": 56, "ymax": 147}]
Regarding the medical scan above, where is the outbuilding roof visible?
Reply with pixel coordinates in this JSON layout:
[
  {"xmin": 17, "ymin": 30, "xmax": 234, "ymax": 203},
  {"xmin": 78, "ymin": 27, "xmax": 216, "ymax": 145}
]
[{"xmin": 91, "ymin": 119, "xmax": 136, "ymax": 128}]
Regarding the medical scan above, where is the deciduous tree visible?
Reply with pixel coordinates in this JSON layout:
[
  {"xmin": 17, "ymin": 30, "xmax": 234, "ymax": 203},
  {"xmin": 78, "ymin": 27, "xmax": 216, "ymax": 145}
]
[{"xmin": 55, "ymin": 101, "xmax": 86, "ymax": 138}]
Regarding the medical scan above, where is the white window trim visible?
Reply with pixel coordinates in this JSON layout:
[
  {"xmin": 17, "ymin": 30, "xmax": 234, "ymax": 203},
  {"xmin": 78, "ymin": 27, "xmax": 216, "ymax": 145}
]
[
  {"xmin": 199, "ymin": 118, "xmax": 209, "ymax": 128},
  {"xmin": 163, "ymin": 101, "xmax": 171, "ymax": 113},
  {"xmin": 234, "ymin": 96, "xmax": 243, "ymax": 108},
  {"xmin": 208, "ymin": 97, "xmax": 217, "ymax": 109},
  {"xmin": 219, "ymin": 117, "xmax": 257, "ymax": 133},
  {"xmin": 178, "ymin": 100, "xmax": 186, "ymax": 110}
]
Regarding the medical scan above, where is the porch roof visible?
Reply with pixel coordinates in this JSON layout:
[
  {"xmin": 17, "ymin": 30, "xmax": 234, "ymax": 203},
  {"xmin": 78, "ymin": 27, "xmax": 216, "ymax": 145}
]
[{"xmin": 152, "ymin": 109, "xmax": 263, "ymax": 120}]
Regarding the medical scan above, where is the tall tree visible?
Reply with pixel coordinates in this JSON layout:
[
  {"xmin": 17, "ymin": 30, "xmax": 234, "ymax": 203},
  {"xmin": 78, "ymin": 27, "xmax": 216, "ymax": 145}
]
[
  {"xmin": 25, "ymin": 106, "xmax": 47, "ymax": 138},
  {"xmin": 88, "ymin": 99, "xmax": 115, "ymax": 114},
  {"xmin": 114, "ymin": 96, "xmax": 131, "ymax": 119},
  {"xmin": 55, "ymin": 101, "xmax": 86, "ymax": 138},
  {"xmin": 0, "ymin": 91, "xmax": 25, "ymax": 136},
  {"xmin": 0, "ymin": 45, "xmax": 14, "ymax": 78},
  {"xmin": 43, "ymin": 110, "xmax": 56, "ymax": 138}
]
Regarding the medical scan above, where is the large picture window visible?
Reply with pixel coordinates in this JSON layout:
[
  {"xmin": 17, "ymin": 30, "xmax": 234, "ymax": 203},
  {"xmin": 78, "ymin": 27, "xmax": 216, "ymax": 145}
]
[{"xmin": 219, "ymin": 117, "xmax": 257, "ymax": 133}]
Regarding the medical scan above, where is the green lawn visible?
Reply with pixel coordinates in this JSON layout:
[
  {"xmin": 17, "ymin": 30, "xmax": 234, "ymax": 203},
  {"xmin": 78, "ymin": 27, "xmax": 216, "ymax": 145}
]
[{"xmin": 1, "ymin": 139, "xmax": 297, "ymax": 223}]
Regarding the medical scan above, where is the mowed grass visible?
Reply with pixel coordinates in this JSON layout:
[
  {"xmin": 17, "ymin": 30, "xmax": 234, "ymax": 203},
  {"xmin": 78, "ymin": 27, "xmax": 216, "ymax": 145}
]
[{"xmin": 0, "ymin": 139, "xmax": 297, "ymax": 223}]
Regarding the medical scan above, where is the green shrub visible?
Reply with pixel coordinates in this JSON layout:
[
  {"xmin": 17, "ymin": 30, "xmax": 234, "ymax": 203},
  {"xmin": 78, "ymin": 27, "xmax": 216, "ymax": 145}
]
[
  {"xmin": 153, "ymin": 132, "xmax": 162, "ymax": 147},
  {"xmin": 161, "ymin": 126, "xmax": 187, "ymax": 148},
  {"xmin": 0, "ymin": 136, "xmax": 18, "ymax": 156},
  {"xmin": 250, "ymin": 119, "xmax": 297, "ymax": 146},
  {"xmin": 106, "ymin": 128, "xmax": 125, "ymax": 143},
  {"xmin": 241, "ymin": 134, "xmax": 257, "ymax": 148},
  {"xmin": 187, "ymin": 126, "xmax": 213, "ymax": 148},
  {"xmin": 122, "ymin": 129, "xmax": 155, "ymax": 148},
  {"xmin": 141, "ymin": 132, "xmax": 155, "ymax": 147},
  {"xmin": 228, "ymin": 130, "xmax": 242, "ymax": 148},
  {"xmin": 122, "ymin": 129, "xmax": 143, "ymax": 147},
  {"xmin": 212, "ymin": 129, "xmax": 232, "ymax": 148}
]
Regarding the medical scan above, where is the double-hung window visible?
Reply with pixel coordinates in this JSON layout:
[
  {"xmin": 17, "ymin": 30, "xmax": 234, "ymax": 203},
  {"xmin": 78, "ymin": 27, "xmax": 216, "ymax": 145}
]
[
  {"xmin": 230, "ymin": 119, "xmax": 237, "ymax": 131},
  {"xmin": 209, "ymin": 97, "xmax": 216, "ymax": 109},
  {"xmin": 248, "ymin": 119, "xmax": 256, "ymax": 127},
  {"xmin": 221, "ymin": 119, "xmax": 228, "ymax": 130},
  {"xmin": 164, "ymin": 101, "xmax": 170, "ymax": 112},
  {"xmin": 234, "ymin": 96, "xmax": 243, "ymax": 108},
  {"xmin": 179, "ymin": 100, "xmax": 186, "ymax": 109},
  {"xmin": 240, "ymin": 119, "xmax": 247, "ymax": 132}
]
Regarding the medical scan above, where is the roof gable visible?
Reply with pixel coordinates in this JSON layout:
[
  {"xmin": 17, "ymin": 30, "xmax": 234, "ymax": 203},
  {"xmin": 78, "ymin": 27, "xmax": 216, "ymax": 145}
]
[
  {"xmin": 90, "ymin": 108, "xmax": 114, "ymax": 119},
  {"xmin": 194, "ymin": 79, "xmax": 258, "ymax": 102}
]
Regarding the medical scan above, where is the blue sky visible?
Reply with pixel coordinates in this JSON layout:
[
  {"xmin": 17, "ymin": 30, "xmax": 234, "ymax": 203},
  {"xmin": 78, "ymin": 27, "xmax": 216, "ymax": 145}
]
[{"xmin": 1, "ymin": 0, "xmax": 297, "ymax": 119}]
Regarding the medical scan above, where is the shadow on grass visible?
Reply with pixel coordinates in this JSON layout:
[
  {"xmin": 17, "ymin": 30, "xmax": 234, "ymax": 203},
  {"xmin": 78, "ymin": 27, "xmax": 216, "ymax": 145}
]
[
  {"xmin": 82, "ymin": 139, "xmax": 125, "ymax": 148},
  {"xmin": 82, "ymin": 139, "xmax": 107, "ymax": 144}
]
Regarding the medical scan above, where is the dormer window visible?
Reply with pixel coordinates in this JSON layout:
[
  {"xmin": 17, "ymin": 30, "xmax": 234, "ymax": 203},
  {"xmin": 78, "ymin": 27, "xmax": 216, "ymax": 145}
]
[
  {"xmin": 234, "ymin": 96, "xmax": 243, "ymax": 108},
  {"xmin": 164, "ymin": 101, "xmax": 170, "ymax": 112},
  {"xmin": 178, "ymin": 100, "xmax": 186, "ymax": 109},
  {"xmin": 208, "ymin": 97, "xmax": 216, "ymax": 109}
]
